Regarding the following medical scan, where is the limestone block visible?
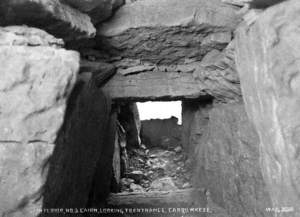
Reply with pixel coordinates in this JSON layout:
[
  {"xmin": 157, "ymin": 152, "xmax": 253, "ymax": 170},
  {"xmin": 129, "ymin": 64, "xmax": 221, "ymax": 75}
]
[
  {"xmin": 0, "ymin": 26, "xmax": 64, "ymax": 47},
  {"xmin": 235, "ymin": 0, "xmax": 300, "ymax": 215},
  {"xmin": 193, "ymin": 103, "xmax": 272, "ymax": 217},
  {"xmin": 97, "ymin": 0, "xmax": 241, "ymax": 64},
  {"xmin": 0, "ymin": 26, "xmax": 78, "ymax": 217},
  {"xmin": 100, "ymin": 42, "xmax": 241, "ymax": 102},
  {"xmin": 0, "ymin": 142, "xmax": 54, "ymax": 217},
  {"xmin": 0, "ymin": 26, "xmax": 79, "ymax": 143}
]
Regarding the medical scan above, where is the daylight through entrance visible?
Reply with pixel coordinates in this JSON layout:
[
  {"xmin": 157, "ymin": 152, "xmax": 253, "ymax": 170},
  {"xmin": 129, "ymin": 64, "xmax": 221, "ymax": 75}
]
[
  {"xmin": 112, "ymin": 101, "xmax": 192, "ymax": 195},
  {"xmin": 137, "ymin": 101, "xmax": 182, "ymax": 124}
]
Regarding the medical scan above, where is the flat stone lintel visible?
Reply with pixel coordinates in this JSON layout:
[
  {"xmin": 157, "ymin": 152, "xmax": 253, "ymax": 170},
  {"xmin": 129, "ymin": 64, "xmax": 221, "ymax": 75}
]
[
  {"xmin": 102, "ymin": 71, "xmax": 209, "ymax": 101},
  {"xmin": 78, "ymin": 70, "xmax": 210, "ymax": 101}
]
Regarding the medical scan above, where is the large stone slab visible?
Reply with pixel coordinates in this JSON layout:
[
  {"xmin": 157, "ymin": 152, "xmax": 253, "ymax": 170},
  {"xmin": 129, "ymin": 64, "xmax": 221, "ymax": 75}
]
[
  {"xmin": 0, "ymin": 26, "xmax": 64, "ymax": 47},
  {"xmin": 41, "ymin": 78, "xmax": 114, "ymax": 209},
  {"xmin": 193, "ymin": 103, "xmax": 272, "ymax": 217},
  {"xmin": 0, "ymin": 0, "xmax": 96, "ymax": 41},
  {"xmin": 0, "ymin": 26, "xmax": 79, "ymax": 143},
  {"xmin": 97, "ymin": 0, "xmax": 241, "ymax": 65},
  {"xmin": 181, "ymin": 100, "xmax": 211, "ymax": 154},
  {"xmin": 235, "ymin": 1, "xmax": 300, "ymax": 216},
  {"xmin": 118, "ymin": 103, "xmax": 141, "ymax": 148},
  {"xmin": 102, "ymin": 70, "xmax": 208, "ymax": 101},
  {"xmin": 97, "ymin": 42, "xmax": 241, "ymax": 102},
  {"xmin": 0, "ymin": 142, "xmax": 54, "ymax": 217},
  {"xmin": 235, "ymin": 0, "xmax": 300, "ymax": 216},
  {"xmin": 0, "ymin": 26, "xmax": 78, "ymax": 217},
  {"xmin": 62, "ymin": 0, "xmax": 124, "ymax": 24}
]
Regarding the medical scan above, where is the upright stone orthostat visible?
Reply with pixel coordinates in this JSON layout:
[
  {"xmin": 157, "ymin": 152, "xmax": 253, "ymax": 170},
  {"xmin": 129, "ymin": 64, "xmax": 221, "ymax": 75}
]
[
  {"xmin": 235, "ymin": 0, "xmax": 300, "ymax": 216},
  {"xmin": 0, "ymin": 26, "xmax": 79, "ymax": 217},
  {"xmin": 192, "ymin": 103, "xmax": 271, "ymax": 217}
]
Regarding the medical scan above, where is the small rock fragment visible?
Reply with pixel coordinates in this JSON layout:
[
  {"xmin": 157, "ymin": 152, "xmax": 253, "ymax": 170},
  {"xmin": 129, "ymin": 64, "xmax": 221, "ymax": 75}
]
[
  {"xmin": 130, "ymin": 183, "xmax": 145, "ymax": 192},
  {"xmin": 149, "ymin": 177, "xmax": 178, "ymax": 191},
  {"xmin": 182, "ymin": 182, "xmax": 191, "ymax": 188},
  {"xmin": 126, "ymin": 170, "xmax": 146, "ymax": 183},
  {"xmin": 174, "ymin": 146, "xmax": 182, "ymax": 153}
]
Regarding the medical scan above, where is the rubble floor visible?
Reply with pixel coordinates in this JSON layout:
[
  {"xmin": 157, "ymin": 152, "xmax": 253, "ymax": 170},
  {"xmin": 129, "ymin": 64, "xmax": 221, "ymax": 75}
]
[{"xmin": 120, "ymin": 145, "xmax": 193, "ymax": 193}]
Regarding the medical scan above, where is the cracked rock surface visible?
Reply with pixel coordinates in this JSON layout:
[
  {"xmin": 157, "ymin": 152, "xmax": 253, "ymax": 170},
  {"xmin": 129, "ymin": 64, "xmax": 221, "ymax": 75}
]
[
  {"xmin": 0, "ymin": 26, "xmax": 79, "ymax": 216},
  {"xmin": 97, "ymin": 0, "xmax": 241, "ymax": 65}
]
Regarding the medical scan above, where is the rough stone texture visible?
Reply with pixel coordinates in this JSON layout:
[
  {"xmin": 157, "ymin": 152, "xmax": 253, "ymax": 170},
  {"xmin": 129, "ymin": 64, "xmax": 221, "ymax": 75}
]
[
  {"xmin": 0, "ymin": 31, "xmax": 78, "ymax": 144},
  {"xmin": 181, "ymin": 100, "xmax": 211, "ymax": 154},
  {"xmin": 224, "ymin": 0, "xmax": 287, "ymax": 8},
  {"xmin": 79, "ymin": 60, "xmax": 117, "ymax": 87},
  {"xmin": 62, "ymin": 0, "xmax": 112, "ymax": 12},
  {"xmin": 0, "ymin": 26, "xmax": 79, "ymax": 144},
  {"xmin": 250, "ymin": 0, "xmax": 287, "ymax": 8},
  {"xmin": 0, "ymin": 143, "xmax": 53, "ymax": 217},
  {"xmin": 101, "ymin": 42, "xmax": 241, "ymax": 102},
  {"xmin": 222, "ymin": 0, "xmax": 247, "ymax": 7},
  {"xmin": 193, "ymin": 103, "xmax": 272, "ymax": 217},
  {"xmin": 41, "ymin": 63, "xmax": 116, "ymax": 210},
  {"xmin": 102, "ymin": 70, "xmax": 208, "ymax": 101},
  {"xmin": 118, "ymin": 103, "xmax": 141, "ymax": 149},
  {"xmin": 149, "ymin": 177, "xmax": 178, "ymax": 191},
  {"xmin": 141, "ymin": 117, "xmax": 181, "ymax": 149},
  {"xmin": 235, "ymin": 0, "xmax": 300, "ymax": 215},
  {"xmin": 97, "ymin": 0, "xmax": 241, "ymax": 65},
  {"xmin": 0, "ymin": 26, "xmax": 64, "ymax": 47},
  {"xmin": 112, "ymin": 131, "xmax": 121, "ymax": 191},
  {"xmin": 194, "ymin": 41, "xmax": 241, "ymax": 102},
  {"xmin": 107, "ymin": 188, "xmax": 206, "ymax": 209},
  {"xmin": 62, "ymin": 0, "xmax": 124, "ymax": 24},
  {"xmin": 223, "ymin": 0, "xmax": 287, "ymax": 8},
  {"xmin": 89, "ymin": 110, "xmax": 117, "ymax": 207},
  {"xmin": 0, "ymin": 0, "xmax": 96, "ymax": 41},
  {"xmin": 0, "ymin": 26, "xmax": 78, "ymax": 217}
]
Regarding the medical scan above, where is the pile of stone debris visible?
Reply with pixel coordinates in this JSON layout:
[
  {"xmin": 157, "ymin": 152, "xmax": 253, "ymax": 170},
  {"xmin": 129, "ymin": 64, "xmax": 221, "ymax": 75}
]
[{"xmin": 119, "ymin": 145, "xmax": 193, "ymax": 193}]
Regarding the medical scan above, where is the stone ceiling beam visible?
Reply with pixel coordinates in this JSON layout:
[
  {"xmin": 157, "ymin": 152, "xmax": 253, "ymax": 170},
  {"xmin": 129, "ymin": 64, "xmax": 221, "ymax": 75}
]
[{"xmin": 102, "ymin": 70, "xmax": 208, "ymax": 102}]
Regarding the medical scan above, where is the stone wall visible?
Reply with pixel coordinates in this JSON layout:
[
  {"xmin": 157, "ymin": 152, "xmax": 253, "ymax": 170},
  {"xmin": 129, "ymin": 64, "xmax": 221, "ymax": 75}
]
[
  {"xmin": 0, "ymin": 26, "xmax": 78, "ymax": 217},
  {"xmin": 192, "ymin": 103, "xmax": 272, "ymax": 217},
  {"xmin": 41, "ymin": 62, "xmax": 117, "ymax": 210},
  {"xmin": 118, "ymin": 103, "xmax": 141, "ymax": 149},
  {"xmin": 140, "ymin": 117, "xmax": 181, "ymax": 149},
  {"xmin": 181, "ymin": 100, "xmax": 212, "ymax": 154},
  {"xmin": 235, "ymin": 0, "xmax": 300, "ymax": 216}
]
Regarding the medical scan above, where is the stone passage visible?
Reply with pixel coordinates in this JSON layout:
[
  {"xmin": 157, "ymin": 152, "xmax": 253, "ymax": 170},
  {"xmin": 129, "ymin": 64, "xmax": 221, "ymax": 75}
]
[{"xmin": 0, "ymin": 0, "xmax": 299, "ymax": 217}]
